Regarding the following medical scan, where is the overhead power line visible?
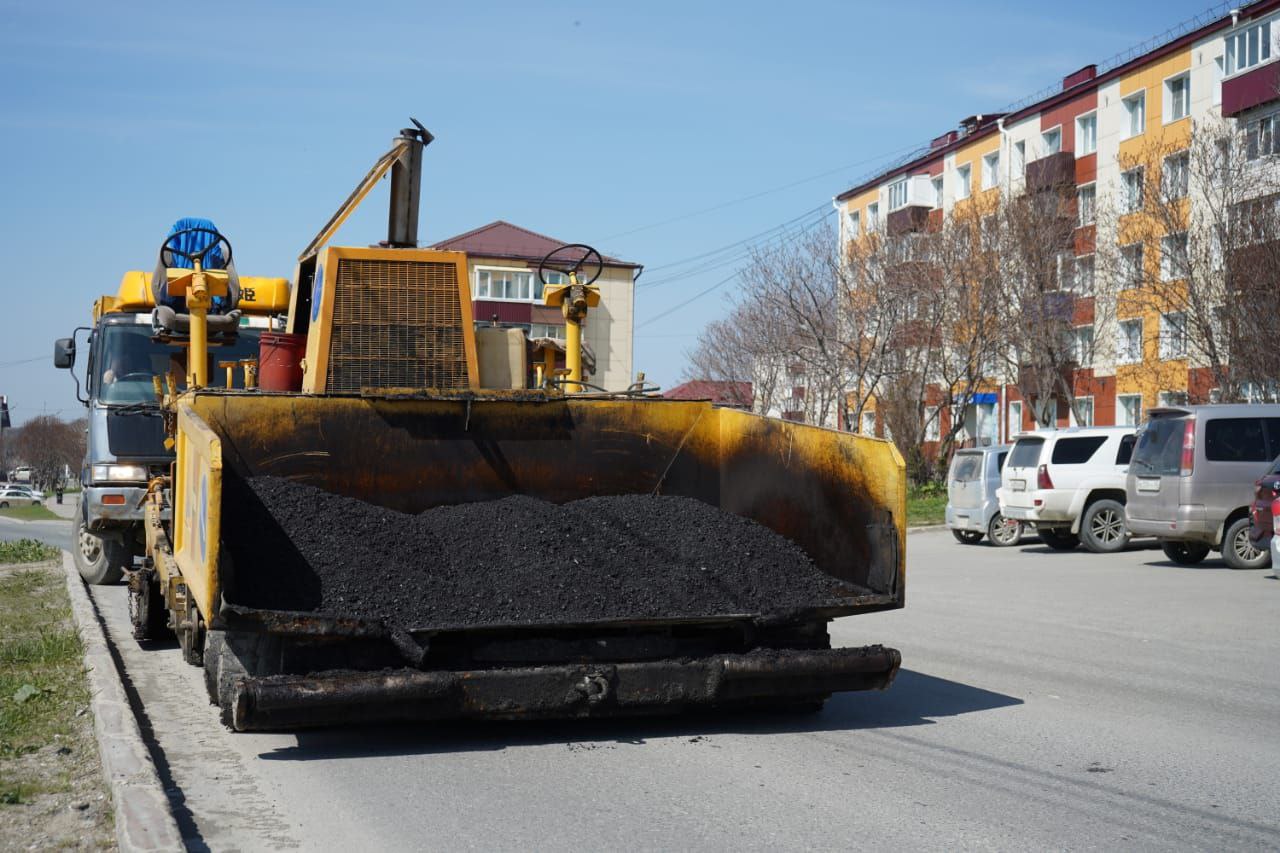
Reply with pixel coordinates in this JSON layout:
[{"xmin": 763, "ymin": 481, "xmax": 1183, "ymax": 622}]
[{"xmin": 0, "ymin": 356, "xmax": 46, "ymax": 369}]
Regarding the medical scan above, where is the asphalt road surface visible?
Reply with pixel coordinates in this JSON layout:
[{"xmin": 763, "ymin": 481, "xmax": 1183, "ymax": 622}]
[
  {"xmin": 85, "ymin": 530, "xmax": 1280, "ymax": 851},
  {"xmin": 0, "ymin": 514, "xmax": 72, "ymax": 552}
]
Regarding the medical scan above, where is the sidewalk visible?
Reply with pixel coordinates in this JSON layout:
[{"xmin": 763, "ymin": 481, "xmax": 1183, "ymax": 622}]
[{"xmin": 46, "ymin": 497, "xmax": 77, "ymax": 521}]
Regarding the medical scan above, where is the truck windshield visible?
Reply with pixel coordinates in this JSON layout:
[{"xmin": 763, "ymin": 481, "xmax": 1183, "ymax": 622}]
[
  {"xmin": 1131, "ymin": 416, "xmax": 1187, "ymax": 476},
  {"xmin": 95, "ymin": 323, "xmax": 263, "ymax": 405}
]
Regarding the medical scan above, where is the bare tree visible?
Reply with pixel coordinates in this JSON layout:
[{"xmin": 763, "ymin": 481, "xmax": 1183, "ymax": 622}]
[
  {"xmin": 12, "ymin": 415, "xmax": 85, "ymax": 490},
  {"xmin": 683, "ymin": 299, "xmax": 782, "ymax": 412}
]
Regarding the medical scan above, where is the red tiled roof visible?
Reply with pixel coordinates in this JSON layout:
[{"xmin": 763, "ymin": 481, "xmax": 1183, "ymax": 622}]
[
  {"xmin": 664, "ymin": 380, "xmax": 753, "ymax": 408},
  {"xmin": 431, "ymin": 220, "xmax": 640, "ymax": 268}
]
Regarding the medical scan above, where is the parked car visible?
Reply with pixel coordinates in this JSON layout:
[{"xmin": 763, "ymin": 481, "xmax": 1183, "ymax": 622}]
[
  {"xmin": 945, "ymin": 444, "xmax": 1023, "ymax": 546},
  {"xmin": 1248, "ymin": 456, "xmax": 1280, "ymax": 552},
  {"xmin": 1126, "ymin": 404, "xmax": 1280, "ymax": 569},
  {"xmin": 998, "ymin": 426, "xmax": 1137, "ymax": 553},
  {"xmin": 0, "ymin": 487, "xmax": 42, "ymax": 508}
]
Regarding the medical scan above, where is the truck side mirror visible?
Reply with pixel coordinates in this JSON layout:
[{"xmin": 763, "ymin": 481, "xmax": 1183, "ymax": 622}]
[{"xmin": 54, "ymin": 338, "xmax": 75, "ymax": 369}]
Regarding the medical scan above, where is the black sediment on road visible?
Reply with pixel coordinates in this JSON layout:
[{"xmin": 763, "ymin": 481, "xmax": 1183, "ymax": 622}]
[{"xmin": 223, "ymin": 476, "xmax": 859, "ymax": 629}]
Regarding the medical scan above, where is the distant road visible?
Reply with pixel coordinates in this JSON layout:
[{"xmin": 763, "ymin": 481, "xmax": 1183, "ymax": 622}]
[{"xmin": 0, "ymin": 515, "xmax": 72, "ymax": 552}]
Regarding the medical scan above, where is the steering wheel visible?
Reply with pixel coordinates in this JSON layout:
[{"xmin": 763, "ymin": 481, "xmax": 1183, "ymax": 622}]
[
  {"xmin": 116, "ymin": 371, "xmax": 154, "ymax": 383},
  {"xmin": 160, "ymin": 227, "xmax": 233, "ymax": 269},
  {"xmin": 537, "ymin": 243, "xmax": 603, "ymax": 288}
]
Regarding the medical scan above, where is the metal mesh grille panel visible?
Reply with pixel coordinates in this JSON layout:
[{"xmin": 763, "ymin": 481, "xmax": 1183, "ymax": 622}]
[{"xmin": 328, "ymin": 259, "xmax": 469, "ymax": 392}]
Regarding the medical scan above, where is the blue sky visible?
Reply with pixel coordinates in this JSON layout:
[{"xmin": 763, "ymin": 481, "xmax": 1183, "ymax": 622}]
[{"xmin": 0, "ymin": 0, "xmax": 1219, "ymax": 424}]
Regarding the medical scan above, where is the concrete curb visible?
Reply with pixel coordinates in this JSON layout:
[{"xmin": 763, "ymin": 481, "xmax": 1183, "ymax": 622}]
[
  {"xmin": 907, "ymin": 524, "xmax": 948, "ymax": 534},
  {"xmin": 61, "ymin": 551, "xmax": 184, "ymax": 852}
]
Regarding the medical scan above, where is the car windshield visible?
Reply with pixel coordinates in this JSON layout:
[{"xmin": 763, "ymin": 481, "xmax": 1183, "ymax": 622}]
[
  {"xmin": 950, "ymin": 452, "xmax": 983, "ymax": 482},
  {"xmin": 94, "ymin": 323, "xmax": 262, "ymax": 405},
  {"xmin": 1131, "ymin": 416, "xmax": 1187, "ymax": 476}
]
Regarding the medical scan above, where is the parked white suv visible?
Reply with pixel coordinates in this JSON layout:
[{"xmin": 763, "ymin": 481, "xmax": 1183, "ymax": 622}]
[{"xmin": 997, "ymin": 426, "xmax": 1137, "ymax": 553}]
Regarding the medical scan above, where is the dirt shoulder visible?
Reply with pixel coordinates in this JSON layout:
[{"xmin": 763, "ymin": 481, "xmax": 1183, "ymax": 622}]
[{"xmin": 0, "ymin": 548, "xmax": 115, "ymax": 850}]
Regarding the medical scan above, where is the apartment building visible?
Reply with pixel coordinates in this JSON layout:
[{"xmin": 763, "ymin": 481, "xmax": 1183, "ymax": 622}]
[{"xmin": 837, "ymin": 1, "xmax": 1280, "ymax": 449}]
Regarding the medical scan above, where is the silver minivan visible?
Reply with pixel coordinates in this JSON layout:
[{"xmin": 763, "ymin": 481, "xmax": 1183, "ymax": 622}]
[
  {"xmin": 1126, "ymin": 404, "xmax": 1280, "ymax": 568},
  {"xmin": 946, "ymin": 445, "xmax": 1024, "ymax": 546}
]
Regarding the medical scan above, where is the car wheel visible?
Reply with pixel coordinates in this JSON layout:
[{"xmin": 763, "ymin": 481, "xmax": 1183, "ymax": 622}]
[
  {"xmin": 73, "ymin": 519, "xmax": 130, "ymax": 585},
  {"xmin": 1161, "ymin": 540, "xmax": 1209, "ymax": 565},
  {"xmin": 987, "ymin": 513, "xmax": 1023, "ymax": 547},
  {"xmin": 952, "ymin": 529, "xmax": 983, "ymax": 544},
  {"xmin": 1038, "ymin": 527, "xmax": 1079, "ymax": 551},
  {"xmin": 1221, "ymin": 518, "xmax": 1270, "ymax": 570},
  {"xmin": 1080, "ymin": 499, "xmax": 1130, "ymax": 554},
  {"xmin": 0, "ymin": 501, "xmax": 7, "ymax": 508}
]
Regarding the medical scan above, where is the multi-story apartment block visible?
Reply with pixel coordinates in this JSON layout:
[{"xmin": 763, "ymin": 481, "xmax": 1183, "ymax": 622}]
[{"xmin": 836, "ymin": 1, "xmax": 1280, "ymax": 451}]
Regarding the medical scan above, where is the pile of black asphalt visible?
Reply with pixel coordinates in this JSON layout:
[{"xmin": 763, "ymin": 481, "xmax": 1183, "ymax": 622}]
[{"xmin": 222, "ymin": 475, "xmax": 858, "ymax": 629}]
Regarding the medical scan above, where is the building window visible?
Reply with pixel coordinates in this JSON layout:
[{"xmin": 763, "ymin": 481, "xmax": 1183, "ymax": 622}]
[
  {"xmin": 1117, "ymin": 319, "xmax": 1143, "ymax": 363},
  {"xmin": 846, "ymin": 209, "xmax": 860, "ymax": 239},
  {"xmin": 1042, "ymin": 127, "xmax": 1062, "ymax": 155},
  {"xmin": 1160, "ymin": 311, "xmax": 1188, "ymax": 359},
  {"xmin": 1008, "ymin": 400, "xmax": 1023, "ymax": 438},
  {"xmin": 1123, "ymin": 92, "xmax": 1146, "ymax": 138},
  {"xmin": 1159, "ymin": 390, "xmax": 1189, "ymax": 407},
  {"xmin": 1246, "ymin": 113, "xmax": 1280, "ymax": 159},
  {"xmin": 1071, "ymin": 396, "xmax": 1095, "ymax": 428},
  {"xmin": 1161, "ymin": 232, "xmax": 1188, "ymax": 281},
  {"xmin": 1073, "ymin": 255, "xmax": 1095, "ymax": 294},
  {"xmin": 1213, "ymin": 55, "xmax": 1224, "ymax": 105},
  {"xmin": 866, "ymin": 202, "xmax": 880, "ymax": 233},
  {"xmin": 1121, "ymin": 167, "xmax": 1144, "ymax": 213},
  {"xmin": 931, "ymin": 175, "xmax": 944, "ymax": 208},
  {"xmin": 1070, "ymin": 325, "xmax": 1095, "ymax": 367},
  {"xmin": 888, "ymin": 178, "xmax": 909, "ymax": 210},
  {"xmin": 475, "ymin": 268, "xmax": 536, "ymax": 301},
  {"xmin": 956, "ymin": 164, "xmax": 971, "ymax": 200},
  {"xmin": 1166, "ymin": 73, "xmax": 1190, "ymax": 122},
  {"xmin": 1077, "ymin": 183, "xmax": 1096, "ymax": 226},
  {"xmin": 1121, "ymin": 242, "xmax": 1144, "ymax": 287},
  {"xmin": 1162, "ymin": 151, "xmax": 1190, "ymax": 200},
  {"xmin": 1117, "ymin": 393, "xmax": 1143, "ymax": 426},
  {"xmin": 1013, "ymin": 140, "xmax": 1026, "ymax": 178},
  {"xmin": 924, "ymin": 406, "xmax": 941, "ymax": 442},
  {"xmin": 982, "ymin": 151, "xmax": 1001, "ymax": 190},
  {"xmin": 860, "ymin": 410, "xmax": 876, "ymax": 436},
  {"xmin": 529, "ymin": 322, "xmax": 564, "ymax": 339},
  {"xmin": 1226, "ymin": 17, "xmax": 1273, "ymax": 75},
  {"xmin": 1076, "ymin": 112, "xmax": 1097, "ymax": 155}
]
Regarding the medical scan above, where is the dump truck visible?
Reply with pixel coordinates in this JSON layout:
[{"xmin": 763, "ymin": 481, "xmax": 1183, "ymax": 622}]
[{"xmin": 59, "ymin": 124, "xmax": 907, "ymax": 731}]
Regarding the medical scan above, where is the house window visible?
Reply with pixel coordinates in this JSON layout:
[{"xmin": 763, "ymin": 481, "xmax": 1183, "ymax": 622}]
[
  {"xmin": 1008, "ymin": 400, "xmax": 1023, "ymax": 439},
  {"xmin": 1159, "ymin": 390, "xmax": 1189, "ymax": 407},
  {"xmin": 1073, "ymin": 255, "xmax": 1095, "ymax": 294},
  {"xmin": 866, "ymin": 202, "xmax": 880, "ymax": 232},
  {"xmin": 888, "ymin": 178, "xmax": 909, "ymax": 210},
  {"xmin": 1071, "ymin": 325, "xmax": 1095, "ymax": 367},
  {"xmin": 1213, "ymin": 55, "xmax": 1224, "ymax": 105},
  {"xmin": 1161, "ymin": 232, "xmax": 1188, "ymax": 281},
  {"xmin": 982, "ymin": 151, "xmax": 1001, "ymax": 190},
  {"xmin": 1117, "ymin": 319, "xmax": 1143, "ymax": 363},
  {"xmin": 1071, "ymin": 396, "xmax": 1095, "ymax": 428},
  {"xmin": 1121, "ymin": 243, "xmax": 1144, "ymax": 287},
  {"xmin": 1163, "ymin": 151, "xmax": 1190, "ymax": 200},
  {"xmin": 924, "ymin": 406, "xmax": 941, "ymax": 441},
  {"xmin": 1123, "ymin": 92, "xmax": 1146, "ymax": 138},
  {"xmin": 1160, "ymin": 311, "xmax": 1188, "ymax": 359},
  {"xmin": 529, "ymin": 322, "xmax": 564, "ymax": 339},
  {"xmin": 1117, "ymin": 393, "xmax": 1143, "ymax": 426},
  {"xmin": 1121, "ymin": 168, "xmax": 1144, "ymax": 213},
  {"xmin": 1014, "ymin": 140, "xmax": 1026, "ymax": 177},
  {"xmin": 1042, "ymin": 127, "xmax": 1062, "ymax": 155},
  {"xmin": 860, "ymin": 410, "xmax": 876, "ymax": 436},
  {"xmin": 1246, "ymin": 113, "xmax": 1280, "ymax": 159},
  {"xmin": 1076, "ymin": 113, "xmax": 1097, "ymax": 155},
  {"xmin": 1226, "ymin": 17, "xmax": 1273, "ymax": 75},
  {"xmin": 846, "ymin": 209, "xmax": 860, "ymax": 239},
  {"xmin": 1166, "ymin": 73, "xmax": 1190, "ymax": 122},
  {"xmin": 1077, "ymin": 183, "xmax": 1096, "ymax": 226},
  {"xmin": 931, "ymin": 175, "xmax": 944, "ymax": 208},
  {"xmin": 475, "ymin": 268, "xmax": 536, "ymax": 301},
  {"xmin": 956, "ymin": 164, "xmax": 972, "ymax": 200}
]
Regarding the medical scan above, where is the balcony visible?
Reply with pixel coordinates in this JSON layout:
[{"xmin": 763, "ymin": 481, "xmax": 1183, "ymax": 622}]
[
  {"xmin": 1222, "ymin": 61, "xmax": 1280, "ymax": 117},
  {"xmin": 1025, "ymin": 151, "xmax": 1076, "ymax": 194},
  {"xmin": 886, "ymin": 205, "xmax": 931, "ymax": 236}
]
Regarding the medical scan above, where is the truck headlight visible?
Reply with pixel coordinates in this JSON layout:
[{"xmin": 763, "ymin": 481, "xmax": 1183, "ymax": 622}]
[{"xmin": 91, "ymin": 464, "xmax": 148, "ymax": 483}]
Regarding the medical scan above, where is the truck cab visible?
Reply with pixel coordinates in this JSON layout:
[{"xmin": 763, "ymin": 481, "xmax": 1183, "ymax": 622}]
[{"xmin": 56, "ymin": 268, "xmax": 288, "ymax": 583}]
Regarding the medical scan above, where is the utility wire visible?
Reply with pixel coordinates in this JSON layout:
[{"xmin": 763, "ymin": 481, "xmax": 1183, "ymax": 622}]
[{"xmin": 0, "ymin": 356, "xmax": 46, "ymax": 369}]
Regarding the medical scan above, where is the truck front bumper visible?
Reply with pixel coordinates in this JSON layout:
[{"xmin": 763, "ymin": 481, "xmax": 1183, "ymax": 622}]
[{"xmin": 82, "ymin": 485, "xmax": 149, "ymax": 527}]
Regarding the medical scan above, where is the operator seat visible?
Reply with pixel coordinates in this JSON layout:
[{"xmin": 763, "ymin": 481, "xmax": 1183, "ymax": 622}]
[{"xmin": 152, "ymin": 217, "xmax": 243, "ymax": 333}]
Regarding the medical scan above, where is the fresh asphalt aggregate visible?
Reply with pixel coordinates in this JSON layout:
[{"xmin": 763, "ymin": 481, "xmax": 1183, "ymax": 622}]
[{"xmin": 51, "ymin": 525, "xmax": 1273, "ymax": 851}]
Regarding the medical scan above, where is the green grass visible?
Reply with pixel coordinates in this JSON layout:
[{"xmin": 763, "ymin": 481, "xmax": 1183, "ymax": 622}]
[
  {"xmin": 0, "ymin": 540, "xmax": 60, "ymax": 565},
  {"xmin": 0, "ymin": 567, "xmax": 87, "ymax": 787},
  {"xmin": 0, "ymin": 505, "xmax": 60, "ymax": 522},
  {"xmin": 907, "ymin": 486, "xmax": 948, "ymax": 526}
]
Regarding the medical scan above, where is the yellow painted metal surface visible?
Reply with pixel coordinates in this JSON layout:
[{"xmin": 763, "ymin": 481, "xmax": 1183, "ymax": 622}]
[
  {"xmin": 102, "ymin": 271, "xmax": 290, "ymax": 316},
  {"xmin": 172, "ymin": 401, "xmax": 223, "ymax": 621}
]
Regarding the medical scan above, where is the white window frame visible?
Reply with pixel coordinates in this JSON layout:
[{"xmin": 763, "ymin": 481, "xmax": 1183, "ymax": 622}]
[
  {"xmin": 1013, "ymin": 140, "xmax": 1027, "ymax": 178},
  {"xmin": 1213, "ymin": 55, "xmax": 1224, "ymax": 105},
  {"xmin": 1069, "ymin": 396, "xmax": 1095, "ymax": 428},
  {"xmin": 956, "ymin": 164, "xmax": 972, "ymax": 200},
  {"xmin": 888, "ymin": 178, "xmax": 910, "ymax": 211},
  {"xmin": 1225, "ymin": 16, "xmax": 1274, "ymax": 77},
  {"xmin": 1072, "ymin": 324, "xmax": 1095, "ymax": 367},
  {"xmin": 1075, "ymin": 112, "xmax": 1098, "ymax": 156},
  {"xmin": 1117, "ymin": 319, "xmax": 1144, "ymax": 364},
  {"xmin": 866, "ymin": 202, "xmax": 880, "ymax": 233},
  {"xmin": 860, "ymin": 410, "xmax": 876, "ymax": 436},
  {"xmin": 1161, "ymin": 232, "xmax": 1188, "ymax": 281},
  {"xmin": 1042, "ymin": 126, "xmax": 1062, "ymax": 156},
  {"xmin": 924, "ymin": 406, "xmax": 941, "ymax": 442},
  {"xmin": 1123, "ymin": 92, "xmax": 1146, "ymax": 139},
  {"xmin": 846, "ymin": 209, "xmax": 860, "ymax": 239},
  {"xmin": 931, "ymin": 175, "xmax": 944, "ymax": 209},
  {"xmin": 1245, "ymin": 112, "xmax": 1280, "ymax": 160},
  {"xmin": 1117, "ymin": 393, "xmax": 1143, "ymax": 427},
  {"xmin": 1162, "ymin": 151, "xmax": 1190, "ymax": 200},
  {"xmin": 1121, "ymin": 167, "xmax": 1144, "ymax": 213},
  {"xmin": 1120, "ymin": 242, "xmax": 1144, "ymax": 287},
  {"xmin": 1159, "ymin": 311, "xmax": 1188, "ymax": 360},
  {"xmin": 1159, "ymin": 390, "xmax": 1189, "ymax": 408},
  {"xmin": 1008, "ymin": 400, "xmax": 1023, "ymax": 440},
  {"xmin": 982, "ymin": 151, "xmax": 1001, "ymax": 190},
  {"xmin": 1164, "ymin": 72, "xmax": 1190, "ymax": 123},
  {"xmin": 473, "ymin": 265, "xmax": 538, "ymax": 302},
  {"xmin": 1077, "ymin": 183, "xmax": 1096, "ymax": 226},
  {"xmin": 1073, "ymin": 254, "xmax": 1095, "ymax": 294}
]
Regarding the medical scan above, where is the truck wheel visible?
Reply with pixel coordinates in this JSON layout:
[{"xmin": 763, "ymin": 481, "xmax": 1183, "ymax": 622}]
[
  {"xmin": 987, "ymin": 513, "xmax": 1023, "ymax": 547},
  {"xmin": 1161, "ymin": 540, "xmax": 1209, "ymax": 565},
  {"xmin": 951, "ymin": 529, "xmax": 983, "ymax": 544},
  {"xmin": 1080, "ymin": 500, "xmax": 1129, "ymax": 554},
  {"xmin": 1222, "ymin": 518, "xmax": 1270, "ymax": 570},
  {"xmin": 1038, "ymin": 527, "xmax": 1079, "ymax": 551},
  {"xmin": 73, "ymin": 519, "xmax": 130, "ymax": 585}
]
